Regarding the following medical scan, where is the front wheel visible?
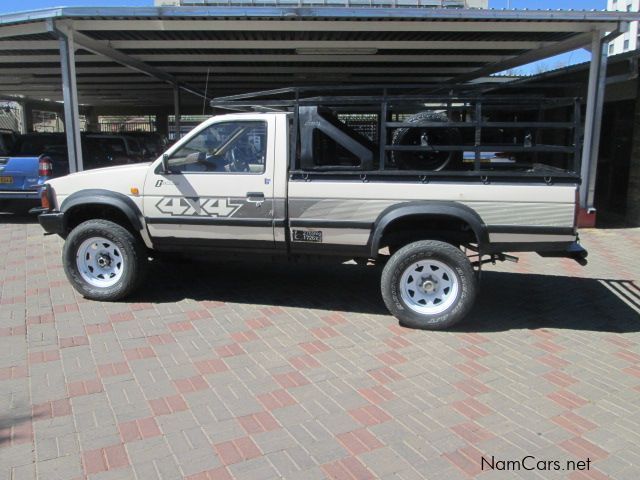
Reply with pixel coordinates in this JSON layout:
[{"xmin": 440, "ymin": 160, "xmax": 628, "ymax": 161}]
[
  {"xmin": 63, "ymin": 219, "xmax": 147, "ymax": 301},
  {"xmin": 381, "ymin": 240, "xmax": 477, "ymax": 330}
]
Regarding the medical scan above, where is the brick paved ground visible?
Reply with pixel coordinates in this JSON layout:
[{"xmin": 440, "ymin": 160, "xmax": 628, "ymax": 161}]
[{"xmin": 1, "ymin": 214, "xmax": 639, "ymax": 480}]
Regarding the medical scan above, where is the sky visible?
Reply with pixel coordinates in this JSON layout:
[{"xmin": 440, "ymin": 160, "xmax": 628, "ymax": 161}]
[{"xmin": 0, "ymin": 0, "xmax": 611, "ymax": 74}]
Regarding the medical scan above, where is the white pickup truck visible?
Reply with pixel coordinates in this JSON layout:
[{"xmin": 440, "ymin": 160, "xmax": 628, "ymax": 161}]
[{"xmin": 35, "ymin": 91, "xmax": 588, "ymax": 330}]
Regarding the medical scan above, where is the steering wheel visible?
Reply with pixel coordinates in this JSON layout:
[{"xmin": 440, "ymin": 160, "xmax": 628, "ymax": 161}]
[{"xmin": 227, "ymin": 146, "xmax": 251, "ymax": 172}]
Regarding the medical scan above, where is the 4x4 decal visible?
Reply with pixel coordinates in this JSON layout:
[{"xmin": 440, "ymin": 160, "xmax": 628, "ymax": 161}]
[{"xmin": 155, "ymin": 196, "xmax": 242, "ymax": 217}]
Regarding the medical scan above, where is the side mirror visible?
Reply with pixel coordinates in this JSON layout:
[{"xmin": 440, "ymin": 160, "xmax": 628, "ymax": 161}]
[{"xmin": 161, "ymin": 153, "xmax": 170, "ymax": 173}]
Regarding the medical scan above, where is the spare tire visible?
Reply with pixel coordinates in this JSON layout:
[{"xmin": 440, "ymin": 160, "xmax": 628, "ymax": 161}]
[{"xmin": 391, "ymin": 111, "xmax": 462, "ymax": 171}]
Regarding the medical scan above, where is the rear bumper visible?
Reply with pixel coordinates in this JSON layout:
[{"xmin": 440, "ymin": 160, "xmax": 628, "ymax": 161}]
[
  {"xmin": 0, "ymin": 190, "xmax": 40, "ymax": 200},
  {"xmin": 37, "ymin": 211, "xmax": 66, "ymax": 236}
]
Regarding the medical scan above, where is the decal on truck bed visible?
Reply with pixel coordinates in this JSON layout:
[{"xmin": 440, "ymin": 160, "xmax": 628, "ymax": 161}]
[{"xmin": 155, "ymin": 196, "xmax": 242, "ymax": 217}]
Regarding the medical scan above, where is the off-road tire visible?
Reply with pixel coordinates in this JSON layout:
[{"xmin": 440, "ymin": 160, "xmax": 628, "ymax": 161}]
[
  {"xmin": 381, "ymin": 240, "xmax": 476, "ymax": 330},
  {"xmin": 391, "ymin": 111, "xmax": 463, "ymax": 171},
  {"xmin": 63, "ymin": 219, "xmax": 147, "ymax": 301}
]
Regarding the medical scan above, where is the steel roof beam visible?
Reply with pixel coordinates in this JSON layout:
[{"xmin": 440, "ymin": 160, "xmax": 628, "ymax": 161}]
[
  {"xmin": 0, "ymin": 66, "xmax": 474, "ymax": 83},
  {"xmin": 0, "ymin": 6, "xmax": 634, "ymax": 23},
  {"xmin": 69, "ymin": 19, "xmax": 615, "ymax": 33},
  {"xmin": 0, "ymin": 39, "xmax": 558, "ymax": 51},
  {"xmin": 5, "ymin": 76, "xmax": 456, "ymax": 91},
  {"xmin": 47, "ymin": 20, "xmax": 208, "ymax": 101},
  {"xmin": 0, "ymin": 21, "xmax": 48, "ymax": 39},
  {"xmin": 450, "ymin": 31, "xmax": 596, "ymax": 84},
  {"xmin": 0, "ymin": 54, "xmax": 515, "ymax": 64}
]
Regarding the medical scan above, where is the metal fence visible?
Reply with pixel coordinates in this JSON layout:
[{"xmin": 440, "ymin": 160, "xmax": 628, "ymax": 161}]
[{"xmin": 98, "ymin": 122, "xmax": 156, "ymax": 133}]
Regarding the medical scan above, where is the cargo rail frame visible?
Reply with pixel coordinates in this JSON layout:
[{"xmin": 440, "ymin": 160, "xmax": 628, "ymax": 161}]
[{"xmin": 211, "ymin": 85, "xmax": 583, "ymax": 185}]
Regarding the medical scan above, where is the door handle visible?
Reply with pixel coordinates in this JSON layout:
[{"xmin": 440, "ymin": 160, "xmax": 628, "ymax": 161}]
[{"xmin": 246, "ymin": 192, "xmax": 265, "ymax": 205}]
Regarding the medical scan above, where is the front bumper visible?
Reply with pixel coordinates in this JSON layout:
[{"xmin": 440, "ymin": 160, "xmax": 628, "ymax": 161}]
[{"xmin": 37, "ymin": 211, "xmax": 66, "ymax": 236}]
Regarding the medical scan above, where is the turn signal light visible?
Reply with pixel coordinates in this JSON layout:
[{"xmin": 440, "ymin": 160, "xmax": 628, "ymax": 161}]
[
  {"xmin": 40, "ymin": 186, "xmax": 51, "ymax": 210},
  {"xmin": 130, "ymin": 187, "xmax": 139, "ymax": 196}
]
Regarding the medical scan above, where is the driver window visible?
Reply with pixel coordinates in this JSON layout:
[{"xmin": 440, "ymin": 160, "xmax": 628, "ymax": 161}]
[{"xmin": 167, "ymin": 121, "xmax": 267, "ymax": 174}]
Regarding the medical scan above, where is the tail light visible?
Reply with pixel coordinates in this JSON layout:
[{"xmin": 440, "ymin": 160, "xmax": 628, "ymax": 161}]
[{"xmin": 38, "ymin": 155, "xmax": 53, "ymax": 177}]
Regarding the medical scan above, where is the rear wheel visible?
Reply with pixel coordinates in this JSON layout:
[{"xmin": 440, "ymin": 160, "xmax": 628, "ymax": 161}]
[
  {"xmin": 63, "ymin": 219, "xmax": 147, "ymax": 301},
  {"xmin": 381, "ymin": 240, "xmax": 476, "ymax": 330}
]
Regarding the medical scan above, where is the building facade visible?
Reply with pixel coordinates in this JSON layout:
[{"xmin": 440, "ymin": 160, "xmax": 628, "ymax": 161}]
[{"xmin": 608, "ymin": 0, "xmax": 639, "ymax": 55}]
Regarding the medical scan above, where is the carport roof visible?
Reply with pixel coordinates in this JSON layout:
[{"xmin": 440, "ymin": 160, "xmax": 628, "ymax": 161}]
[{"xmin": 0, "ymin": 6, "xmax": 637, "ymax": 107}]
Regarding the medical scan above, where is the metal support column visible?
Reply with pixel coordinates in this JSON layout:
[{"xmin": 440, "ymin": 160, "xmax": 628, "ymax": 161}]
[
  {"xmin": 85, "ymin": 108, "xmax": 99, "ymax": 133},
  {"xmin": 579, "ymin": 30, "xmax": 608, "ymax": 220},
  {"xmin": 55, "ymin": 23, "xmax": 83, "ymax": 172},
  {"xmin": 173, "ymin": 85, "xmax": 181, "ymax": 140},
  {"xmin": 19, "ymin": 101, "xmax": 33, "ymax": 134},
  {"xmin": 156, "ymin": 112, "xmax": 169, "ymax": 137}
]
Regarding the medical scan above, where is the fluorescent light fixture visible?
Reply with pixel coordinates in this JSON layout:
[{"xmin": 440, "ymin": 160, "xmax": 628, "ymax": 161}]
[{"xmin": 295, "ymin": 48, "xmax": 378, "ymax": 55}]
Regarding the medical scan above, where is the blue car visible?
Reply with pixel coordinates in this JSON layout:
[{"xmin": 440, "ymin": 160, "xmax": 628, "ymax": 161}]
[{"xmin": 0, "ymin": 133, "xmax": 68, "ymax": 208}]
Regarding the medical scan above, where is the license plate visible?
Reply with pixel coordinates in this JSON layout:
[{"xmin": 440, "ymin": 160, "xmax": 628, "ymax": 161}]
[{"xmin": 0, "ymin": 176, "xmax": 13, "ymax": 184}]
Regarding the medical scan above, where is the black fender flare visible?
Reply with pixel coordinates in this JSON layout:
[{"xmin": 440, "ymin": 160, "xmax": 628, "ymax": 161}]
[
  {"xmin": 368, "ymin": 201, "xmax": 489, "ymax": 257},
  {"xmin": 60, "ymin": 189, "xmax": 144, "ymax": 232}
]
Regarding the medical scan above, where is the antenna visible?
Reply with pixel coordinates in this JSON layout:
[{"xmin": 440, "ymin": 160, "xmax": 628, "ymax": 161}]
[{"xmin": 202, "ymin": 67, "xmax": 211, "ymax": 116}]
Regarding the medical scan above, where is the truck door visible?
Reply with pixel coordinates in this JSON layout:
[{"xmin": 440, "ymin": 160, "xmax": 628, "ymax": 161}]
[{"xmin": 143, "ymin": 116, "xmax": 276, "ymax": 250}]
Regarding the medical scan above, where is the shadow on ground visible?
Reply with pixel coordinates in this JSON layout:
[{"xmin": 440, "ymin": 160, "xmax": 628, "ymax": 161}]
[
  {"xmin": 0, "ymin": 410, "xmax": 41, "ymax": 446},
  {"xmin": 131, "ymin": 259, "xmax": 639, "ymax": 334},
  {"xmin": 0, "ymin": 211, "xmax": 38, "ymax": 224}
]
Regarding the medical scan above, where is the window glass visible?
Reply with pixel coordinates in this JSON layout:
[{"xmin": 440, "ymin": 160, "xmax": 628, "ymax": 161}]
[
  {"xmin": 168, "ymin": 121, "xmax": 267, "ymax": 173},
  {"xmin": 14, "ymin": 135, "xmax": 65, "ymax": 156}
]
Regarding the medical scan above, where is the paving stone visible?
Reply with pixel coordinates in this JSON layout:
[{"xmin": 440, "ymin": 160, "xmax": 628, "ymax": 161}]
[{"xmin": 1, "ymin": 220, "xmax": 639, "ymax": 480}]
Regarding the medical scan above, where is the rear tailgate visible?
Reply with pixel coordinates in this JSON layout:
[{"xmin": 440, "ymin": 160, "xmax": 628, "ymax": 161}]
[{"xmin": 0, "ymin": 156, "xmax": 40, "ymax": 191}]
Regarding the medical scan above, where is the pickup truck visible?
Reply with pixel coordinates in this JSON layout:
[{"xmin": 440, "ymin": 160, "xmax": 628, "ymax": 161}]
[{"xmin": 34, "ymin": 92, "xmax": 588, "ymax": 330}]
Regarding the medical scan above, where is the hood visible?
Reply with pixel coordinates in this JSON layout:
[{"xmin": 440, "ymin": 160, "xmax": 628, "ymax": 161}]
[{"xmin": 48, "ymin": 162, "xmax": 152, "ymax": 197}]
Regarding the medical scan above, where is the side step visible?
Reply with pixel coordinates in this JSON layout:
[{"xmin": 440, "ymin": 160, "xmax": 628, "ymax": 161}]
[{"xmin": 538, "ymin": 242, "xmax": 588, "ymax": 266}]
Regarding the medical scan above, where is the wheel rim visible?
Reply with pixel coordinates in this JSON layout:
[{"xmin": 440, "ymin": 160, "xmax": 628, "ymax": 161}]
[
  {"xmin": 76, "ymin": 237, "xmax": 124, "ymax": 288},
  {"xmin": 399, "ymin": 259, "xmax": 459, "ymax": 315}
]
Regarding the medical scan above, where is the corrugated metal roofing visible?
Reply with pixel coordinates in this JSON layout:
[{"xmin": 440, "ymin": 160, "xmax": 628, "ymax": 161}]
[{"xmin": 0, "ymin": 6, "xmax": 636, "ymax": 107}]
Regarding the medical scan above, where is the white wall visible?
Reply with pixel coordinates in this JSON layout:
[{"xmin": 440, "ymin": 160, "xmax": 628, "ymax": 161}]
[{"xmin": 607, "ymin": 0, "xmax": 639, "ymax": 55}]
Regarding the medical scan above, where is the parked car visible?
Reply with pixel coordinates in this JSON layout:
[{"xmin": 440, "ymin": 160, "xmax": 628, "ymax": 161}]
[
  {"xmin": 1, "ymin": 132, "xmax": 155, "ymax": 210},
  {"xmin": 0, "ymin": 128, "xmax": 17, "ymax": 155},
  {"xmin": 84, "ymin": 134, "xmax": 148, "ymax": 164},
  {"xmin": 125, "ymin": 132, "xmax": 168, "ymax": 158},
  {"xmin": 0, "ymin": 133, "xmax": 67, "ymax": 207}
]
